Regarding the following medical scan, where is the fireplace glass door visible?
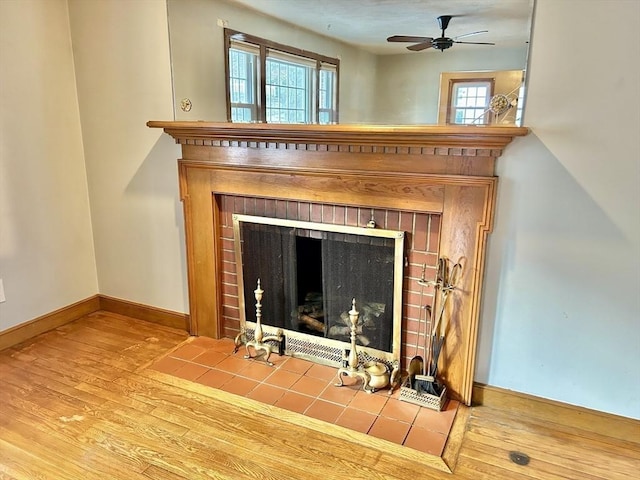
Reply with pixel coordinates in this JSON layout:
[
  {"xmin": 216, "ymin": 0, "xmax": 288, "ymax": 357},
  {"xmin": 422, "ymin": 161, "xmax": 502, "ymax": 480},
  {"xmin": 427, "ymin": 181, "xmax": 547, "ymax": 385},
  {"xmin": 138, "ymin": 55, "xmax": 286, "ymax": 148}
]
[{"xmin": 233, "ymin": 214, "xmax": 404, "ymax": 365}]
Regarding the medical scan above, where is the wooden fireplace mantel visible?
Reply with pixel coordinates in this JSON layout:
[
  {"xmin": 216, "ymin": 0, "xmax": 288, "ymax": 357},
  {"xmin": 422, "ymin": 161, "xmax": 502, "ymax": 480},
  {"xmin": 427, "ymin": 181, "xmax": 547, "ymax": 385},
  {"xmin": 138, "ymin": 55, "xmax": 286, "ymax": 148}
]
[
  {"xmin": 148, "ymin": 121, "xmax": 528, "ymax": 405},
  {"xmin": 148, "ymin": 121, "xmax": 527, "ymax": 150}
]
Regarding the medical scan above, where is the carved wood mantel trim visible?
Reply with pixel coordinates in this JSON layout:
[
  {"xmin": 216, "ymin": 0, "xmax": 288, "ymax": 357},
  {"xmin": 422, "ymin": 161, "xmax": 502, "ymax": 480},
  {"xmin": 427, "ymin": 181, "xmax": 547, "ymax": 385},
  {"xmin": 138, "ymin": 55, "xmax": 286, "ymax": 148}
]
[
  {"xmin": 148, "ymin": 121, "xmax": 527, "ymax": 153},
  {"xmin": 149, "ymin": 121, "xmax": 528, "ymax": 405}
]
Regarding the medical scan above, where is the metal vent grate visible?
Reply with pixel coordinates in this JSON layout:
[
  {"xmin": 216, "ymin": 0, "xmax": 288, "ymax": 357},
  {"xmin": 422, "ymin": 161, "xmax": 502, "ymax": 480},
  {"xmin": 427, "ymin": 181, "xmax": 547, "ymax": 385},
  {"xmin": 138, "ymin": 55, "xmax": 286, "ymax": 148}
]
[
  {"xmin": 286, "ymin": 335, "xmax": 343, "ymax": 366},
  {"xmin": 245, "ymin": 327, "xmax": 392, "ymax": 369}
]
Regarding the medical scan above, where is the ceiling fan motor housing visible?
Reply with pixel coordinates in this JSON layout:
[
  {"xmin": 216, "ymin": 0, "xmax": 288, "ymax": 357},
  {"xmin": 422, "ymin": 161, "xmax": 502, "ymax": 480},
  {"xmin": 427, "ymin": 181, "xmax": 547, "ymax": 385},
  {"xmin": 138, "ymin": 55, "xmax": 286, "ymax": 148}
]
[
  {"xmin": 434, "ymin": 16, "xmax": 454, "ymax": 50},
  {"xmin": 432, "ymin": 37, "xmax": 454, "ymax": 50}
]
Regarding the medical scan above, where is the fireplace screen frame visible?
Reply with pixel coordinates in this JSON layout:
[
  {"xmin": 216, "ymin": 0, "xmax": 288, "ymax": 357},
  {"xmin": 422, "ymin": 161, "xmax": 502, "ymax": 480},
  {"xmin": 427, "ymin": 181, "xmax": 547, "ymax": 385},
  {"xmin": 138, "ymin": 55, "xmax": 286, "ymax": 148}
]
[{"xmin": 233, "ymin": 214, "xmax": 405, "ymax": 366}]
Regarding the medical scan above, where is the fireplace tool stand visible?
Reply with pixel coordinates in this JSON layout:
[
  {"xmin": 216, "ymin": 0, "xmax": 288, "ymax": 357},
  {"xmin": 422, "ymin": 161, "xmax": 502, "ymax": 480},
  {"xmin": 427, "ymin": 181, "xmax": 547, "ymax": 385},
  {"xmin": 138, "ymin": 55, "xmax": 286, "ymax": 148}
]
[
  {"xmin": 244, "ymin": 279, "xmax": 283, "ymax": 366},
  {"xmin": 334, "ymin": 299, "xmax": 374, "ymax": 393},
  {"xmin": 400, "ymin": 257, "xmax": 462, "ymax": 410}
]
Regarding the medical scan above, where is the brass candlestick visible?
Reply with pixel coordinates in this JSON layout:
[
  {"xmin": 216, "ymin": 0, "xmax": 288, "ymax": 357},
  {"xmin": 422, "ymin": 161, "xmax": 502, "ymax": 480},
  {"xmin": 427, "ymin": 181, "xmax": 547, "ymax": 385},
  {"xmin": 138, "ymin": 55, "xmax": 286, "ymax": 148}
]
[
  {"xmin": 334, "ymin": 298, "xmax": 373, "ymax": 393},
  {"xmin": 244, "ymin": 279, "xmax": 282, "ymax": 366}
]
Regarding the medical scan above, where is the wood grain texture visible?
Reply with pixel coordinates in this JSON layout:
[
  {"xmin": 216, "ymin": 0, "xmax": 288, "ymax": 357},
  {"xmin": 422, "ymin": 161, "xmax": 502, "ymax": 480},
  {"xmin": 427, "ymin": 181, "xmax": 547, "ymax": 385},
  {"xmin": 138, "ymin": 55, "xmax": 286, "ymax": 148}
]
[
  {"xmin": 0, "ymin": 311, "xmax": 637, "ymax": 480},
  {"xmin": 147, "ymin": 121, "xmax": 529, "ymax": 151},
  {"xmin": 437, "ymin": 182, "xmax": 497, "ymax": 402},
  {"xmin": 182, "ymin": 167, "xmax": 219, "ymax": 338},
  {"xmin": 0, "ymin": 295, "xmax": 100, "ymax": 351},
  {"xmin": 201, "ymin": 163, "xmax": 447, "ymax": 213},
  {"xmin": 181, "ymin": 145, "xmax": 498, "ymax": 176},
  {"xmin": 0, "ymin": 296, "xmax": 190, "ymax": 353},
  {"xmin": 473, "ymin": 383, "xmax": 640, "ymax": 444},
  {"xmin": 99, "ymin": 295, "xmax": 189, "ymax": 331}
]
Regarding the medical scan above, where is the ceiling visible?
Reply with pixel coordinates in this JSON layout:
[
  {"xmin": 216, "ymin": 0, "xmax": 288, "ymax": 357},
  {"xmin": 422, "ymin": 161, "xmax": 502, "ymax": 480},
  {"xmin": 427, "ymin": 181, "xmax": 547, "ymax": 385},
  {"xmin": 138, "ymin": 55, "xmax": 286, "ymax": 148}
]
[{"xmin": 227, "ymin": 0, "xmax": 534, "ymax": 55}]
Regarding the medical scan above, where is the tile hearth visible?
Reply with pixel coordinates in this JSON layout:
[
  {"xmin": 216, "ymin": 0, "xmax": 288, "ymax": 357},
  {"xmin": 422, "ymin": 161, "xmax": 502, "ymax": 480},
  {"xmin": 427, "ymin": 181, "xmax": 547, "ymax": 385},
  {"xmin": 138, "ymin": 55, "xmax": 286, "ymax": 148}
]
[{"xmin": 149, "ymin": 336, "xmax": 459, "ymax": 457}]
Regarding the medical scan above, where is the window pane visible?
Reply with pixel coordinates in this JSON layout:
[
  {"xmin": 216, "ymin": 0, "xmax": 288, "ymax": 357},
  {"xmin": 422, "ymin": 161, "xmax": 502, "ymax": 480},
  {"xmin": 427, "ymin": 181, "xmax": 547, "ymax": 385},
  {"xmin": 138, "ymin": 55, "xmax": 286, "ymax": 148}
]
[
  {"xmin": 229, "ymin": 48, "xmax": 257, "ymax": 122},
  {"xmin": 265, "ymin": 56, "xmax": 311, "ymax": 123},
  {"xmin": 318, "ymin": 69, "xmax": 336, "ymax": 123},
  {"xmin": 451, "ymin": 80, "xmax": 492, "ymax": 125}
]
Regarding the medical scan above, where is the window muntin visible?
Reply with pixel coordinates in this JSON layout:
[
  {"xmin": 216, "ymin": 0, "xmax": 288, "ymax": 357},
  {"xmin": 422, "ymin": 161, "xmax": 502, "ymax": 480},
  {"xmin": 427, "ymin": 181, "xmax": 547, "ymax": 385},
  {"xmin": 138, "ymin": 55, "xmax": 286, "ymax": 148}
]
[{"xmin": 225, "ymin": 29, "xmax": 339, "ymax": 124}]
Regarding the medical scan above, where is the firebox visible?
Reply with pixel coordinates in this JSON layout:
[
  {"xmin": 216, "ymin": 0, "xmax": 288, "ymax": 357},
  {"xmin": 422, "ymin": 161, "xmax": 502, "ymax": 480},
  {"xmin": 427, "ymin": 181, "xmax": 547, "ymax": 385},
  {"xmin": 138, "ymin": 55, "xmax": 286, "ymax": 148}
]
[{"xmin": 233, "ymin": 214, "xmax": 404, "ymax": 367}]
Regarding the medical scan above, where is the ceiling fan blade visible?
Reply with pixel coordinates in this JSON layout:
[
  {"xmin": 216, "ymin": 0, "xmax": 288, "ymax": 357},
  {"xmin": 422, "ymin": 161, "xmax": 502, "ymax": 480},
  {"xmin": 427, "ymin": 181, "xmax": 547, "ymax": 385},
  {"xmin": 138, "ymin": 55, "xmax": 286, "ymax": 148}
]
[
  {"xmin": 387, "ymin": 35, "xmax": 433, "ymax": 43},
  {"xmin": 454, "ymin": 30, "xmax": 488, "ymax": 40},
  {"xmin": 407, "ymin": 41, "xmax": 433, "ymax": 51},
  {"xmin": 454, "ymin": 41, "xmax": 496, "ymax": 46}
]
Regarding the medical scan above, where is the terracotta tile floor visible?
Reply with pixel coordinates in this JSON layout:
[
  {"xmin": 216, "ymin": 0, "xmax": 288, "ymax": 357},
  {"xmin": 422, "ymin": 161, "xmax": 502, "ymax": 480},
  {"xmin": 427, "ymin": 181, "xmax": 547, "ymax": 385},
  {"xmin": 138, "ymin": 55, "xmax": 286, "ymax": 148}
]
[{"xmin": 150, "ymin": 336, "xmax": 459, "ymax": 457}]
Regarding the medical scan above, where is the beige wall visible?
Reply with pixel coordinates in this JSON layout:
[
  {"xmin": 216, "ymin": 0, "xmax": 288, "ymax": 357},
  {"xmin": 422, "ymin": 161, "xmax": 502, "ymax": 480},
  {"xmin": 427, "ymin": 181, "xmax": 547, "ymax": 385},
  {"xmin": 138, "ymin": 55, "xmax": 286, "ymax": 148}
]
[
  {"xmin": 1, "ymin": 0, "xmax": 638, "ymax": 418},
  {"xmin": 477, "ymin": 0, "xmax": 640, "ymax": 418},
  {"xmin": 0, "ymin": 0, "xmax": 98, "ymax": 329},
  {"xmin": 373, "ymin": 46, "xmax": 527, "ymax": 124},
  {"xmin": 167, "ymin": 1, "xmax": 528, "ymax": 126},
  {"xmin": 67, "ymin": 0, "xmax": 187, "ymax": 313},
  {"xmin": 168, "ymin": 0, "xmax": 378, "ymax": 123}
]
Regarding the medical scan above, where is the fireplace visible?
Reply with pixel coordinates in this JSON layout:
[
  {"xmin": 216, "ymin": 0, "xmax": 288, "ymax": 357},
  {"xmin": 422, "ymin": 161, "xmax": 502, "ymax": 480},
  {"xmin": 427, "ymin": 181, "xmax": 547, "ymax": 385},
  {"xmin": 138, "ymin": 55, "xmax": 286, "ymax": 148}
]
[
  {"xmin": 233, "ymin": 213, "xmax": 405, "ymax": 367},
  {"xmin": 148, "ymin": 121, "xmax": 528, "ymax": 405},
  {"xmin": 220, "ymin": 196, "xmax": 440, "ymax": 372}
]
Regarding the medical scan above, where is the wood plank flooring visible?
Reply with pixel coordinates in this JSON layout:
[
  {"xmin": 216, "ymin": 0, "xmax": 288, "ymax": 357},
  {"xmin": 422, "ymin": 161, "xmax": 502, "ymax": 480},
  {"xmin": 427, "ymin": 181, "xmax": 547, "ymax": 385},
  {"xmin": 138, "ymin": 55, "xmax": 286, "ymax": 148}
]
[{"xmin": 0, "ymin": 311, "xmax": 638, "ymax": 479}]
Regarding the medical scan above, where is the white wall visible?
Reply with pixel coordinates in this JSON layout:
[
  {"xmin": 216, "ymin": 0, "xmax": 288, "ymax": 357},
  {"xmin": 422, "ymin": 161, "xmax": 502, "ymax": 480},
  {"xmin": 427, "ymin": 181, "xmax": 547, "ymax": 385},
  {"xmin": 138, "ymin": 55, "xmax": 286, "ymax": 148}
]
[
  {"xmin": 0, "ymin": 0, "xmax": 98, "ymax": 329},
  {"xmin": 476, "ymin": 0, "xmax": 640, "ymax": 419},
  {"xmin": 67, "ymin": 0, "xmax": 187, "ymax": 313}
]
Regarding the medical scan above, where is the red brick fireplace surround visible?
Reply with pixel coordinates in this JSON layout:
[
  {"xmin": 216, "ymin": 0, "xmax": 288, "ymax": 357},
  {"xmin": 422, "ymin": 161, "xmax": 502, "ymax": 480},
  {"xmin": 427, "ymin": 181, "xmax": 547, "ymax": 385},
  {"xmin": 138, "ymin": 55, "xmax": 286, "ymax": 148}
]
[{"xmin": 148, "ymin": 122, "xmax": 528, "ymax": 405}]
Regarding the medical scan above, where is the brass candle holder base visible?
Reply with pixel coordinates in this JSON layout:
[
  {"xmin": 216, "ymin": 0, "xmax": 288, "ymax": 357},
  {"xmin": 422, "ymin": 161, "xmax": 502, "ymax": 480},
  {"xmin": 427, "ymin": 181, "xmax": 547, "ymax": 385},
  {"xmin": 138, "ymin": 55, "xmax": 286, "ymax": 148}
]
[
  {"xmin": 335, "ymin": 367, "xmax": 372, "ymax": 393},
  {"xmin": 334, "ymin": 299, "xmax": 376, "ymax": 394},
  {"xmin": 244, "ymin": 340, "xmax": 276, "ymax": 366}
]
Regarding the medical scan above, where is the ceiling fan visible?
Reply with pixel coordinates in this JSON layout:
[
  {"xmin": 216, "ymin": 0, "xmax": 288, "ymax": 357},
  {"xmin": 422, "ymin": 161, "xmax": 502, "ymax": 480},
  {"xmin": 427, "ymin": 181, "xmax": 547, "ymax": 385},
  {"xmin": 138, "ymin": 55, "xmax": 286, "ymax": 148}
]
[{"xmin": 387, "ymin": 15, "xmax": 495, "ymax": 52}]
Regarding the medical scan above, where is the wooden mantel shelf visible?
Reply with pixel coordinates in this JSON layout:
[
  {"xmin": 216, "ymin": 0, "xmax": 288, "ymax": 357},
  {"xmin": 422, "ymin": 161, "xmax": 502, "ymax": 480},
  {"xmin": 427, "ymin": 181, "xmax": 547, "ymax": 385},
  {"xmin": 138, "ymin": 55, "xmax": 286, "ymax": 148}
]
[
  {"xmin": 150, "ymin": 120, "xmax": 529, "ymax": 406},
  {"xmin": 147, "ymin": 121, "xmax": 528, "ymax": 150}
]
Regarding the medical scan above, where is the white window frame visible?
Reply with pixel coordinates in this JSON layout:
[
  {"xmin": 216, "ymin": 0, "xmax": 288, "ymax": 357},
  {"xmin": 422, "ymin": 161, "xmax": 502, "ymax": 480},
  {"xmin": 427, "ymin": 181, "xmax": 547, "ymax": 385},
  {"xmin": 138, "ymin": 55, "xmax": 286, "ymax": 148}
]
[
  {"xmin": 228, "ymin": 44, "xmax": 259, "ymax": 122},
  {"xmin": 450, "ymin": 80, "xmax": 493, "ymax": 125}
]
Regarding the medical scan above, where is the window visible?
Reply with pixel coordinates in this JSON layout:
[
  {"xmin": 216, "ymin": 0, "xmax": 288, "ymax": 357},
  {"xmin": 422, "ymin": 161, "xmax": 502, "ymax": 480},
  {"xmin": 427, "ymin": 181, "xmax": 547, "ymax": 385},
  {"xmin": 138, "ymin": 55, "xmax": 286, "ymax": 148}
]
[
  {"xmin": 228, "ymin": 48, "xmax": 258, "ymax": 122},
  {"xmin": 225, "ymin": 29, "xmax": 339, "ymax": 124},
  {"xmin": 318, "ymin": 68, "xmax": 337, "ymax": 124},
  {"xmin": 265, "ymin": 55, "xmax": 312, "ymax": 123},
  {"xmin": 449, "ymin": 80, "xmax": 493, "ymax": 125}
]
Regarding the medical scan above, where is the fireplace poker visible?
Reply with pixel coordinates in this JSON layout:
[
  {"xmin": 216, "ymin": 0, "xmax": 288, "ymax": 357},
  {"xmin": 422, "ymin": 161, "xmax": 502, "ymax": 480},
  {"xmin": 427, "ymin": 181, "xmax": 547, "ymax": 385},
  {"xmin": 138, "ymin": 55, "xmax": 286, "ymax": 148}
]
[
  {"xmin": 420, "ymin": 259, "xmax": 463, "ymax": 396},
  {"xmin": 408, "ymin": 264, "xmax": 429, "ymax": 389}
]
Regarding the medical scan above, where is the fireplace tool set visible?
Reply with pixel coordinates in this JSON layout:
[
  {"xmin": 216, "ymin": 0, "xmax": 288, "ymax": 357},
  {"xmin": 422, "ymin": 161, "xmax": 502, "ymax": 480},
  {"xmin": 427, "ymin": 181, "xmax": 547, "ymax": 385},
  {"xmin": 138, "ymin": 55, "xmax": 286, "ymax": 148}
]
[
  {"xmin": 400, "ymin": 258, "xmax": 463, "ymax": 411},
  {"xmin": 239, "ymin": 286, "xmax": 395, "ymax": 394},
  {"xmin": 236, "ymin": 260, "xmax": 462, "ymax": 408}
]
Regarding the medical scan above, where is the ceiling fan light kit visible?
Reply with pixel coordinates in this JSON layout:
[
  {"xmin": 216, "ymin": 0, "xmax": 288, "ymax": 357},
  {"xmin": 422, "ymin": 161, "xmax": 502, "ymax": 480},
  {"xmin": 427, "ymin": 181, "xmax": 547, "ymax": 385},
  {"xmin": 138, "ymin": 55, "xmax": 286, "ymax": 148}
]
[{"xmin": 387, "ymin": 15, "xmax": 495, "ymax": 52}]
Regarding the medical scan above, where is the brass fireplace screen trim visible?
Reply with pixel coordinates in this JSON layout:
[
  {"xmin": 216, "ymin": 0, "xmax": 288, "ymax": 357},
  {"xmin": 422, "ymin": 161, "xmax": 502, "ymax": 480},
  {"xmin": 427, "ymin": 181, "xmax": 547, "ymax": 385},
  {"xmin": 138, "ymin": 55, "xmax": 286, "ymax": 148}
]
[{"xmin": 233, "ymin": 214, "xmax": 405, "ymax": 366}]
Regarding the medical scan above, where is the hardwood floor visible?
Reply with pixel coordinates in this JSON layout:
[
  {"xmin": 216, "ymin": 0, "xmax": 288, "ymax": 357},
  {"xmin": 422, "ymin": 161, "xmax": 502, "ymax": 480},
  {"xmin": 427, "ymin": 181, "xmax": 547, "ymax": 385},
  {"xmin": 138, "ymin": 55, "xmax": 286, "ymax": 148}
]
[{"xmin": 1, "ymin": 311, "xmax": 638, "ymax": 479}]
